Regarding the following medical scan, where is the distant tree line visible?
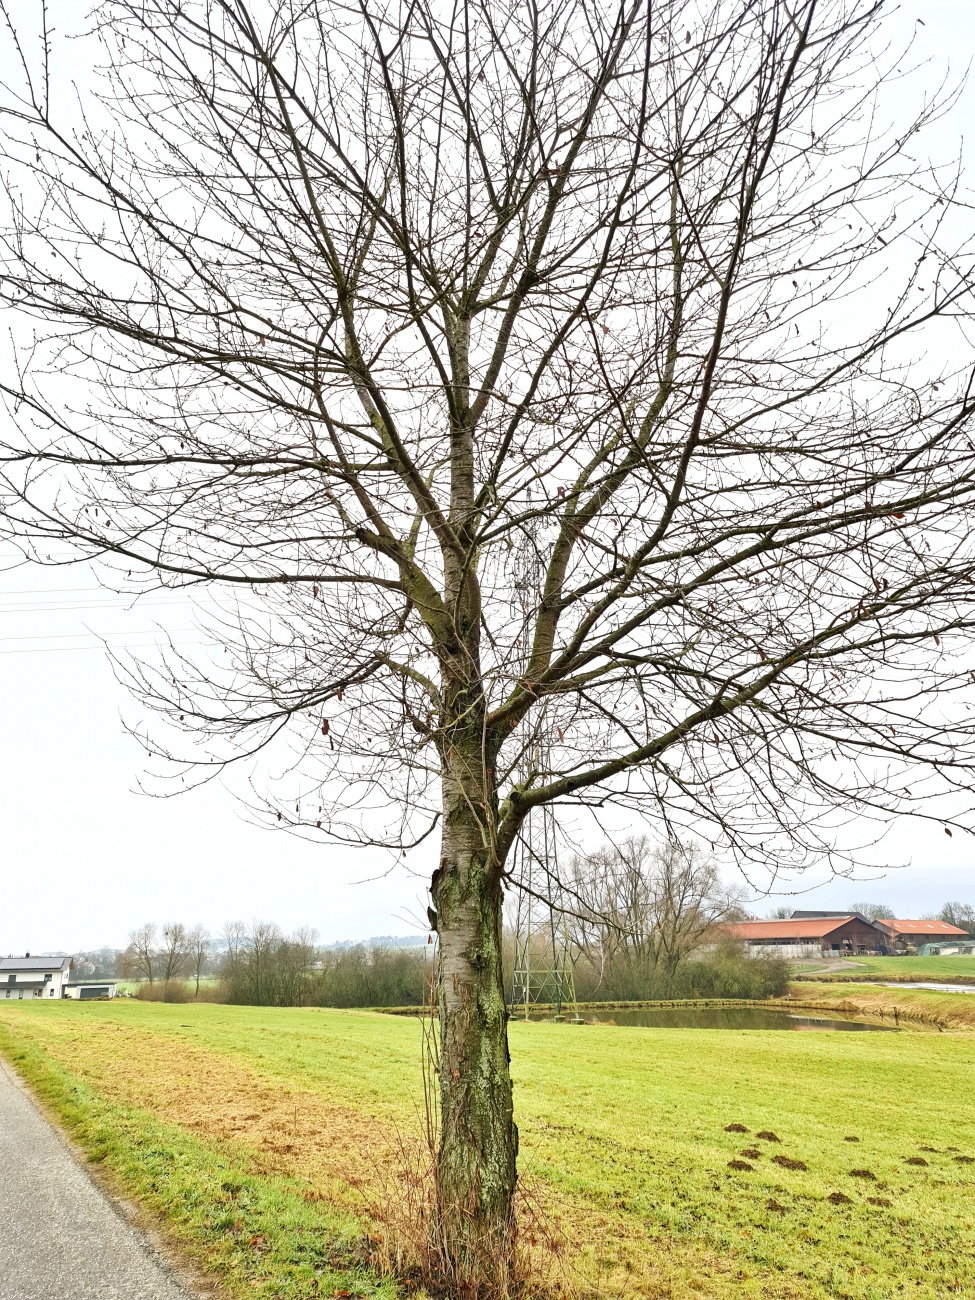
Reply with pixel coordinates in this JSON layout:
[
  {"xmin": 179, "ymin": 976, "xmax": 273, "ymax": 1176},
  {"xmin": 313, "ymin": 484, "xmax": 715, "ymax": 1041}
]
[
  {"xmin": 107, "ymin": 838, "xmax": 780, "ymax": 1006},
  {"xmin": 115, "ymin": 919, "xmax": 434, "ymax": 1006},
  {"xmin": 102, "ymin": 852, "xmax": 973, "ymax": 1008},
  {"xmin": 562, "ymin": 838, "xmax": 763, "ymax": 999}
]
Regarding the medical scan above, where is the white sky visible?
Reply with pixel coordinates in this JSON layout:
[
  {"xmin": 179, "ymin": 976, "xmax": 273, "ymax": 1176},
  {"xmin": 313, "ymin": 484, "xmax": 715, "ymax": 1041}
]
[{"xmin": 2, "ymin": 1, "xmax": 974, "ymax": 954}]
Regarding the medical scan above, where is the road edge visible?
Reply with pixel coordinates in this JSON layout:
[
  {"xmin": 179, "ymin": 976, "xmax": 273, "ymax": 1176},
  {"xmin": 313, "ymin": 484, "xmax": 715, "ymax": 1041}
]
[{"xmin": 0, "ymin": 1050, "xmax": 223, "ymax": 1299}]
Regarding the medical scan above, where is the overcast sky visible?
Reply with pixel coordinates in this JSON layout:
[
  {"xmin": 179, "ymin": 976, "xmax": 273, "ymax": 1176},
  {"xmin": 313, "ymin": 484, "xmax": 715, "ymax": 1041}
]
[{"xmin": 2, "ymin": 1, "xmax": 974, "ymax": 955}]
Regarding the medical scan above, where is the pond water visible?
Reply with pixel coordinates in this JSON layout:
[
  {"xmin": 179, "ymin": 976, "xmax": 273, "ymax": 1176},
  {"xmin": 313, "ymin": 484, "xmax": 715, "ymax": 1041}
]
[{"xmin": 521, "ymin": 1007, "xmax": 895, "ymax": 1031}]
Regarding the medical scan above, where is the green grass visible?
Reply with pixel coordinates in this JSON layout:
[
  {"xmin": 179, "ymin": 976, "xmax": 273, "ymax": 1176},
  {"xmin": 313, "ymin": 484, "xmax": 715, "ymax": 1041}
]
[
  {"xmin": 797, "ymin": 955, "xmax": 975, "ymax": 983},
  {"xmin": 2, "ymin": 1000, "xmax": 975, "ymax": 1298},
  {"xmin": 0, "ymin": 1013, "xmax": 394, "ymax": 1300}
]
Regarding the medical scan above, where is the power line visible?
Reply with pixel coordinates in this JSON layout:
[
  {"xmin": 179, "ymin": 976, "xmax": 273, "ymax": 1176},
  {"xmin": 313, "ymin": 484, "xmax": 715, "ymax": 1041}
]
[
  {"xmin": 0, "ymin": 638, "xmax": 207, "ymax": 656},
  {"xmin": 0, "ymin": 627, "xmax": 197, "ymax": 643},
  {"xmin": 0, "ymin": 594, "xmax": 213, "ymax": 612}
]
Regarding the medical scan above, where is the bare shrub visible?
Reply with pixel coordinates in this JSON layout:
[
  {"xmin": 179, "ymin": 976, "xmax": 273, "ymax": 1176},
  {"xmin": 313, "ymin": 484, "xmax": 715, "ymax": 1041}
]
[
  {"xmin": 309, "ymin": 945, "xmax": 432, "ymax": 1008},
  {"xmin": 135, "ymin": 979, "xmax": 192, "ymax": 1003}
]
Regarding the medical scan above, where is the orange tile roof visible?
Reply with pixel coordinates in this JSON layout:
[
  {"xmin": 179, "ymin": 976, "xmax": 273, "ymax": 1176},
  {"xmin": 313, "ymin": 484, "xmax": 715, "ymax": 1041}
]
[
  {"xmin": 874, "ymin": 919, "xmax": 970, "ymax": 937},
  {"xmin": 725, "ymin": 917, "xmax": 864, "ymax": 940}
]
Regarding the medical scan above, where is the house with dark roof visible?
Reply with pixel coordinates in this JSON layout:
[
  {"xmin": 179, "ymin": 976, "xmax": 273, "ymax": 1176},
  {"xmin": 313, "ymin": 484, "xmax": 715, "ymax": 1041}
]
[
  {"xmin": 1, "ymin": 955, "xmax": 71, "ymax": 1000},
  {"xmin": 724, "ymin": 915, "xmax": 886, "ymax": 958}
]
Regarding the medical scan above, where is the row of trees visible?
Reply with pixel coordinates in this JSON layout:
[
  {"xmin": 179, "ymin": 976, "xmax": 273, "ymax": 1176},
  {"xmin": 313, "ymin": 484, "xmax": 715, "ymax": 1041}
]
[
  {"xmin": 223, "ymin": 930, "xmax": 435, "ymax": 1007},
  {"xmin": 121, "ymin": 922, "xmax": 215, "ymax": 992},
  {"xmin": 222, "ymin": 923, "xmax": 319, "ymax": 1006},
  {"xmin": 120, "ymin": 838, "xmax": 767, "ymax": 1005},
  {"xmin": 112, "ymin": 881, "xmax": 975, "ymax": 1006},
  {"xmin": 112, "ymin": 847, "xmax": 975, "ymax": 1008},
  {"xmin": 119, "ymin": 918, "xmax": 433, "ymax": 1005},
  {"xmin": 127, "ymin": 922, "xmax": 779, "ymax": 1010}
]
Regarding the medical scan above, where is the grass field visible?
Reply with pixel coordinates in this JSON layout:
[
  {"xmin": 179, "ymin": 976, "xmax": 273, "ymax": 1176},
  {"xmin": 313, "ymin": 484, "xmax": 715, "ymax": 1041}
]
[
  {"xmin": 796, "ymin": 955, "xmax": 975, "ymax": 983},
  {"xmin": 2, "ymin": 1000, "xmax": 975, "ymax": 1300}
]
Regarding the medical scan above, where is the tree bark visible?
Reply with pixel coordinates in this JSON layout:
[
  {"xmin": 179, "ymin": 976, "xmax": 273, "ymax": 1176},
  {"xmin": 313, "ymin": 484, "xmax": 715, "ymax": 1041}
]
[{"xmin": 432, "ymin": 755, "xmax": 517, "ymax": 1287}]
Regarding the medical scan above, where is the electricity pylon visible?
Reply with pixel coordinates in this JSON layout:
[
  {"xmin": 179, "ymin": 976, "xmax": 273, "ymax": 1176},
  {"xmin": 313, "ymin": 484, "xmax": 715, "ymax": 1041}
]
[
  {"xmin": 508, "ymin": 786, "xmax": 578, "ymax": 1017},
  {"xmin": 507, "ymin": 520, "xmax": 577, "ymax": 1019}
]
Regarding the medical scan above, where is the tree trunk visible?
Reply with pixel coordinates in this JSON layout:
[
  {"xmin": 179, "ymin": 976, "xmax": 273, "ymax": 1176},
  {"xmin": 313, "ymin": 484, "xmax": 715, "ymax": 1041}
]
[{"xmin": 432, "ymin": 763, "xmax": 517, "ymax": 1288}]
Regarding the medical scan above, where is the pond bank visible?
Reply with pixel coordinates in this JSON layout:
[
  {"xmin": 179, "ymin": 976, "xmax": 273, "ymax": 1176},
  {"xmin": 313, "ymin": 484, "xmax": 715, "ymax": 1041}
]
[
  {"xmin": 779, "ymin": 981, "xmax": 975, "ymax": 1031},
  {"xmin": 379, "ymin": 987, "xmax": 975, "ymax": 1031}
]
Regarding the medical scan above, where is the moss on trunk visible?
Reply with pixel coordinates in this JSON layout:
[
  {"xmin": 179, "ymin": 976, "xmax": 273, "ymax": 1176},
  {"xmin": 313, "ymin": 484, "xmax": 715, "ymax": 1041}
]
[{"xmin": 432, "ymin": 759, "xmax": 517, "ymax": 1286}]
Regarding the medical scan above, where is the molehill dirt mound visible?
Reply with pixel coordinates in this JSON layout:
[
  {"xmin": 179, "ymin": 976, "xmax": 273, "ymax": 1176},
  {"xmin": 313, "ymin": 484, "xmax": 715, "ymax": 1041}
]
[{"xmin": 772, "ymin": 1155, "xmax": 807, "ymax": 1171}]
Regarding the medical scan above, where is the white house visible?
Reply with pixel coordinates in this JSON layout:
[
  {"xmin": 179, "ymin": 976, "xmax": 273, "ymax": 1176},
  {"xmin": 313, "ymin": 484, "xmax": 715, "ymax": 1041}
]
[{"xmin": 0, "ymin": 954, "xmax": 72, "ymax": 999}]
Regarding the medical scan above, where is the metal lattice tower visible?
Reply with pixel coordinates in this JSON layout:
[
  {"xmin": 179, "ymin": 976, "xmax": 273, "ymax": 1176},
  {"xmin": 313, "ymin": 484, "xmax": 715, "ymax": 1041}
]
[{"xmin": 507, "ymin": 521, "xmax": 577, "ymax": 1019}]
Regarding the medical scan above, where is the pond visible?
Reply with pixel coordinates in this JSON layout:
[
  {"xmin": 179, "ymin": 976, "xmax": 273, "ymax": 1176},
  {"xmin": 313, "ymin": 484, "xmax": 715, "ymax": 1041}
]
[{"xmin": 519, "ymin": 1006, "xmax": 896, "ymax": 1031}]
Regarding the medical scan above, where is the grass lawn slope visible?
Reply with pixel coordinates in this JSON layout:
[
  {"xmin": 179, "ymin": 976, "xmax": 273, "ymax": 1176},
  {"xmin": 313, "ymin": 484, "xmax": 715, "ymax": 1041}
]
[
  {"xmin": 1, "ymin": 1000, "xmax": 974, "ymax": 1299},
  {"xmin": 797, "ymin": 956, "xmax": 975, "ymax": 984},
  {"xmin": 785, "ymin": 981, "xmax": 975, "ymax": 1030}
]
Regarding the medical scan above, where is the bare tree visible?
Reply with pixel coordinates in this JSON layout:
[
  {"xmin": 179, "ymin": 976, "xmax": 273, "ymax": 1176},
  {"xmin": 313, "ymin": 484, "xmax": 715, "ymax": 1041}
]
[
  {"xmin": 125, "ymin": 923, "xmax": 157, "ymax": 985},
  {"xmin": 229, "ymin": 921, "xmax": 281, "ymax": 1005},
  {"xmin": 571, "ymin": 838, "xmax": 745, "ymax": 987},
  {"xmin": 221, "ymin": 921, "xmax": 249, "ymax": 973},
  {"xmin": 939, "ymin": 902, "xmax": 975, "ymax": 935},
  {"xmin": 158, "ymin": 922, "xmax": 189, "ymax": 981},
  {"xmin": 849, "ymin": 901, "xmax": 896, "ymax": 921},
  {"xmin": 187, "ymin": 925, "xmax": 212, "ymax": 994},
  {"xmin": 2, "ymin": 0, "xmax": 975, "ymax": 1275},
  {"xmin": 277, "ymin": 926, "xmax": 319, "ymax": 1005}
]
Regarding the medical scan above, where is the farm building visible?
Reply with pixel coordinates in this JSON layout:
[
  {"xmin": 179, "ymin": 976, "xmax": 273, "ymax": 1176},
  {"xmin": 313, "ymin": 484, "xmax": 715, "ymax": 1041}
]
[
  {"xmin": 725, "ymin": 916, "xmax": 886, "ymax": 958},
  {"xmin": 872, "ymin": 919, "xmax": 970, "ymax": 952},
  {"xmin": 1, "ymin": 954, "xmax": 72, "ymax": 999}
]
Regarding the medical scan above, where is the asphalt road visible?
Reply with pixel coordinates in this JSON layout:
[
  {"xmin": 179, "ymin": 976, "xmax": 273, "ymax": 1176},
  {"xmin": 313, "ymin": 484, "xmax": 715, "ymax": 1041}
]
[{"xmin": 0, "ymin": 1056, "xmax": 195, "ymax": 1300}]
